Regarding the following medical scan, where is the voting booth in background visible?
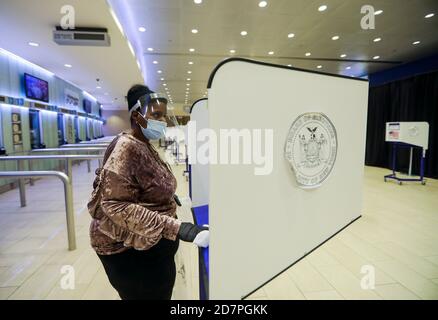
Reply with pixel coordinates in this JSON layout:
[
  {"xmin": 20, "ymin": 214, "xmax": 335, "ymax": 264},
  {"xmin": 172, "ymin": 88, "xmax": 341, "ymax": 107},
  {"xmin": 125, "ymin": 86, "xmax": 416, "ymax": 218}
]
[
  {"xmin": 188, "ymin": 98, "xmax": 210, "ymax": 300},
  {"xmin": 384, "ymin": 122, "xmax": 429, "ymax": 185},
  {"xmin": 207, "ymin": 58, "xmax": 369, "ymax": 299}
]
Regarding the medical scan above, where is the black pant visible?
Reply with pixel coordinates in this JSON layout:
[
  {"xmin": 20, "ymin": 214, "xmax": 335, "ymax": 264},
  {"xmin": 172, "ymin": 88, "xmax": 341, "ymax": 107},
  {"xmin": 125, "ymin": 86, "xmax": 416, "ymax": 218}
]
[{"xmin": 98, "ymin": 239, "xmax": 179, "ymax": 300}]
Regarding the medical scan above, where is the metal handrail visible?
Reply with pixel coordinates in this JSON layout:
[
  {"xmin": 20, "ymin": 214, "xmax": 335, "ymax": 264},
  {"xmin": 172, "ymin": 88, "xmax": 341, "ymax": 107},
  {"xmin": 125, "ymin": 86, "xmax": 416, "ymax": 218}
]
[
  {"xmin": 0, "ymin": 155, "xmax": 104, "ymax": 160},
  {"xmin": 61, "ymin": 144, "xmax": 109, "ymax": 148},
  {"xmin": 0, "ymin": 155, "xmax": 104, "ymax": 186},
  {"xmin": 31, "ymin": 147, "xmax": 106, "ymax": 153},
  {"xmin": 0, "ymin": 171, "xmax": 76, "ymax": 251},
  {"xmin": 30, "ymin": 148, "xmax": 106, "ymax": 175}
]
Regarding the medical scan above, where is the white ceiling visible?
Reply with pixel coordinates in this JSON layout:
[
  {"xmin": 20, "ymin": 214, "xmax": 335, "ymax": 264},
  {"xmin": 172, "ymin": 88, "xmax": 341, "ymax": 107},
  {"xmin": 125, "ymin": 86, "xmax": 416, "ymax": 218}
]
[
  {"xmin": 0, "ymin": 0, "xmax": 143, "ymax": 110},
  {"xmin": 0, "ymin": 0, "xmax": 437, "ymax": 111},
  {"xmin": 109, "ymin": 0, "xmax": 438, "ymax": 107}
]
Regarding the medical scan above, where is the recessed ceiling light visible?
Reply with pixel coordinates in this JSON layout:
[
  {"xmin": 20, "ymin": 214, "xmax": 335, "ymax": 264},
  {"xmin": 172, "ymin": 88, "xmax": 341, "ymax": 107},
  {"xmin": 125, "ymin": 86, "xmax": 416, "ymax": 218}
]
[
  {"xmin": 189, "ymin": 48, "xmax": 195, "ymax": 52},
  {"xmin": 287, "ymin": 64, "xmax": 292, "ymax": 67},
  {"xmin": 346, "ymin": 66, "xmax": 351, "ymax": 70},
  {"xmin": 138, "ymin": 27, "xmax": 146, "ymax": 32},
  {"xmin": 153, "ymin": 61, "xmax": 158, "ymax": 64},
  {"xmin": 157, "ymin": 70, "xmax": 162, "ymax": 73},
  {"xmin": 160, "ymin": 78, "xmax": 165, "ymax": 81},
  {"xmin": 305, "ymin": 52, "xmax": 311, "ymax": 56},
  {"xmin": 340, "ymin": 54, "xmax": 347, "ymax": 58},
  {"xmin": 375, "ymin": 10, "xmax": 383, "ymax": 15},
  {"xmin": 191, "ymin": 29, "xmax": 198, "ymax": 34},
  {"xmin": 96, "ymin": 86, "xmax": 101, "ymax": 89},
  {"xmin": 332, "ymin": 35, "xmax": 340, "ymax": 40},
  {"xmin": 187, "ymin": 78, "xmax": 191, "ymax": 81},
  {"xmin": 259, "ymin": 1, "xmax": 268, "ymax": 8},
  {"xmin": 373, "ymin": 56, "xmax": 380, "ymax": 60},
  {"xmin": 189, "ymin": 61, "xmax": 194, "ymax": 65},
  {"xmin": 318, "ymin": 5, "xmax": 328, "ymax": 12},
  {"xmin": 241, "ymin": 31, "xmax": 248, "ymax": 36},
  {"xmin": 163, "ymin": 84, "xmax": 167, "ymax": 86},
  {"xmin": 288, "ymin": 33, "xmax": 295, "ymax": 38},
  {"xmin": 187, "ymin": 71, "xmax": 192, "ymax": 74},
  {"xmin": 425, "ymin": 13, "xmax": 435, "ymax": 19},
  {"xmin": 268, "ymin": 51, "xmax": 274, "ymax": 55},
  {"xmin": 64, "ymin": 64, "xmax": 72, "ymax": 68},
  {"xmin": 28, "ymin": 42, "xmax": 39, "ymax": 47},
  {"xmin": 317, "ymin": 65, "xmax": 323, "ymax": 69},
  {"xmin": 147, "ymin": 48, "xmax": 154, "ymax": 52},
  {"xmin": 413, "ymin": 41, "xmax": 421, "ymax": 45},
  {"xmin": 187, "ymin": 84, "xmax": 190, "ymax": 86},
  {"xmin": 194, "ymin": 0, "xmax": 202, "ymax": 4},
  {"xmin": 374, "ymin": 37, "xmax": 382, "ymax": 42},
  {"xmin": 230, "ymin": 49, "xmax": 236, "ymax": 54}
]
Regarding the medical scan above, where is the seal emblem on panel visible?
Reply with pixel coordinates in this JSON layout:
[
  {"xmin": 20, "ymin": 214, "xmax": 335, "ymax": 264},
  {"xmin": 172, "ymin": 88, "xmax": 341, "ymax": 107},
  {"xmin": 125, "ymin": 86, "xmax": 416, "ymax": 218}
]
[{"xmin": 284, "ymin": 113, "xmax": 337, "ymax": 188}]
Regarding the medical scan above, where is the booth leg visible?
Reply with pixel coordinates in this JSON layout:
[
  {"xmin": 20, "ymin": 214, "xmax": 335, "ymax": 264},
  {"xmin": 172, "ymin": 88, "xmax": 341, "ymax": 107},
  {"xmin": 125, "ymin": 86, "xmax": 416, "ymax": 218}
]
[
  {"xmin": 408, "ymin": 147, "xmax": 413, "ymax": 176},
  {"xmin": 421, "ymin": 151, "xmax": 426, "ymax": 185},
  {"xmin": 392, "ymin": 144, "xmax": 397, "ymax": 174}
]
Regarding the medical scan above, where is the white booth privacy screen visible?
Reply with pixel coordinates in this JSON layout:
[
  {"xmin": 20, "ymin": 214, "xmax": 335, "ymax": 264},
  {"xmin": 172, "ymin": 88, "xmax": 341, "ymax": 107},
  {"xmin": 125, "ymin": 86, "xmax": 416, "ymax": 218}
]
[
  {"xmin": 189, "ymin": 99, "xmax": 209, "ymax": 208},
  {"xmin": 208, "ymin": 58, "xmax": 369, "ymax": 299}
]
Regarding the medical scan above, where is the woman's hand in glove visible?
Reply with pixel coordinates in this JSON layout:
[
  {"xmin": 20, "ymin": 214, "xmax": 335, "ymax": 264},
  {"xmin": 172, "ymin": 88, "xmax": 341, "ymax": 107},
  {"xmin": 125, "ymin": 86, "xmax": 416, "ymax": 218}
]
[{"xmin": 178, "ymin": 223, "xmax": 209, "ymax": 248}]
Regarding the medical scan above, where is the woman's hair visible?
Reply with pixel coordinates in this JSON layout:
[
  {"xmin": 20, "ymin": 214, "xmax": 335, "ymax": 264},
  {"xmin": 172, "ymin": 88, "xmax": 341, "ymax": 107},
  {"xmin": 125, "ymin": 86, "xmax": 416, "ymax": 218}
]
[{"xmin": 126, "ymin": 84, "xmax": 153, "ymax": 112}]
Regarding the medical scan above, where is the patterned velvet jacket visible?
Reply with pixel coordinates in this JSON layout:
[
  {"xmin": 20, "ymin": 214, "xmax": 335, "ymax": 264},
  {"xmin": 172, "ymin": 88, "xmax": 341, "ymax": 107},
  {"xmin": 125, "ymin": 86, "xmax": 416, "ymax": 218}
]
[{"xmin": 88, "ymin": 132, "xmax": 181, "ymax": 255}]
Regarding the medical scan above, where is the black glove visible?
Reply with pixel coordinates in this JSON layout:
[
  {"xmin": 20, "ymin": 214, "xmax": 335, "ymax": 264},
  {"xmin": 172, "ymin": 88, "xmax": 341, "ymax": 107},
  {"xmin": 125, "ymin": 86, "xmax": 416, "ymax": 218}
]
[{"xmin": 178, "ymin": 222, "xmax": 209, "ymax": 243}]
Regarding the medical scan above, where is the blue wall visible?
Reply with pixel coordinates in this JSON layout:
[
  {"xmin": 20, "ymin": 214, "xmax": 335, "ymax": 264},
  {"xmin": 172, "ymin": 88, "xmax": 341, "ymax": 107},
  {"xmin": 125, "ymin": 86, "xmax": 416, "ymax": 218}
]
[
  {"xmin": 0, "ymin": 49, "xmax": 101, "ymax": 115},
  {"xmin": 369, "ymin": 53, "xmax": 438, "ymax": 87}
]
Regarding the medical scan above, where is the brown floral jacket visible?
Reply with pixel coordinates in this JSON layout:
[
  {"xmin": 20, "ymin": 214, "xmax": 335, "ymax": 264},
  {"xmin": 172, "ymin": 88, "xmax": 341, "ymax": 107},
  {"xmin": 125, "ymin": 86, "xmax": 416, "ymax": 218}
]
[{"xmin": 88, "ymin": 132, "xmax": 181, "ymax": 255}]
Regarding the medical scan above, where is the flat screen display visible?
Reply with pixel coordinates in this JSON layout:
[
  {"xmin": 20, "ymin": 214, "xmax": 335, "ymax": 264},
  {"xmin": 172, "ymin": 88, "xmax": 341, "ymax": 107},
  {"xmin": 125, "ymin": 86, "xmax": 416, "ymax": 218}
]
[
  {"xmin": 24, "ymin": 73, "xmax": 49, "ymax": 103},
  {"xmin": 83, "ymin": 99, "xmax": 92, "ymax": 113}
]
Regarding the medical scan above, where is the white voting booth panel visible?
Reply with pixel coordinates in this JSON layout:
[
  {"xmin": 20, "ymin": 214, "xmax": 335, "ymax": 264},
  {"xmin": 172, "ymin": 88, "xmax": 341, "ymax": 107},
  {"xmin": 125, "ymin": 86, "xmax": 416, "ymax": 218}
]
[
  {"xmin": 189, "ymin": 99, "xmax": 209, "ymax": 208},
  {"xmin": 208, "ymin": 59, "xmax": 369, "ymax": 299},
  {"xmin": 386, "ymin": 122, "xmax": 429, "ymax": 149}
]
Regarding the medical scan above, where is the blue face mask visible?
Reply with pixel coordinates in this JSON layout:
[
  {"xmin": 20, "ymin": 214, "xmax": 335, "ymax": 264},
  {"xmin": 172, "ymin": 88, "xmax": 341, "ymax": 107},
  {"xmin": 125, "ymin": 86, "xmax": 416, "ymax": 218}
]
[{"xmin": 139, "ymin": 119, "xmax": 167, "ymax": 140}]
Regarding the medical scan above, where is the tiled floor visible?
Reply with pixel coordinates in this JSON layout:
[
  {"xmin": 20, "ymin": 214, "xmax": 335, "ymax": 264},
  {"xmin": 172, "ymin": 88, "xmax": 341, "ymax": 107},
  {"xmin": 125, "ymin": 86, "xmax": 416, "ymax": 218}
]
[
  {"xmin": 1, "ymin": 149, "xmax": 438, "ymax": 300},
  {"xmin": 0, "ymin": 151, "xmax": 198, "ymax": 300},
  {"xmin": 246, "ymin": 166, "xmax": 438, "ymax": 300}
]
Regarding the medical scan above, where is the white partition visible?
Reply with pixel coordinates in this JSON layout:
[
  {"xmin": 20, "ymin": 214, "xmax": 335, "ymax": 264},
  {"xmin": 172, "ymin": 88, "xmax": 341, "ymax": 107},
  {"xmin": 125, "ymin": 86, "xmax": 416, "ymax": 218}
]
[
  {"xmin": 189, "ymin": 99, "xmax": 209, "ymax": 208},
  {"xmin": 208, "ymin": 58, "xmax": 369, "ymax": 299}
]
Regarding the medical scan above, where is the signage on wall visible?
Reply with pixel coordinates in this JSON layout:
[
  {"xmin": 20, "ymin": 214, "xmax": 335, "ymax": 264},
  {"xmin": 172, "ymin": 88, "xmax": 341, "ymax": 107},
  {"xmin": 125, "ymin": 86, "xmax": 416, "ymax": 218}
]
[
  {"xmin": 64, "ymin": 88, "xmax": 80, "ymax": 109},
  {"xmin": 284, "ymin": 113, "xmax": 338, "ymax": 189},
  {"xmin": 66, "ymin": 116, "xmax": 74, "ymax": 143},
  {"xmin": 11, "ymin": 112, "xmax": 23, "ymax": 151}
]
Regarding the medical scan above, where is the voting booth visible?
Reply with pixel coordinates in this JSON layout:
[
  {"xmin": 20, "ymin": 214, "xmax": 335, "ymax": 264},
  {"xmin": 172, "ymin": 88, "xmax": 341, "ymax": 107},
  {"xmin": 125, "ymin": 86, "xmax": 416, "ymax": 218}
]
[
  {"xmin": 385, "ymin": 122, "xmax": 429, "ymax": 185},
  {"xmin": 188, "ymin": 98, "xmax": 210, "ymax": 300},
  {"xmin": 206, "ymin": 58, "xmax": 369, "ymax": 299}
]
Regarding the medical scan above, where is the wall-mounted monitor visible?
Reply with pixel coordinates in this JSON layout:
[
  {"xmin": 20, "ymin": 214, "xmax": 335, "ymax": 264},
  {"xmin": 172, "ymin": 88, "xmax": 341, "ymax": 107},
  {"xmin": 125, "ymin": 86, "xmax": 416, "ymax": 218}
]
[
  {"xmin": 24, "ymin": 73, "xmax": 49, "ymax": 103},
  {"xmin": 83, "ymin": 99, "xmax": 92, "ymax": 114}
]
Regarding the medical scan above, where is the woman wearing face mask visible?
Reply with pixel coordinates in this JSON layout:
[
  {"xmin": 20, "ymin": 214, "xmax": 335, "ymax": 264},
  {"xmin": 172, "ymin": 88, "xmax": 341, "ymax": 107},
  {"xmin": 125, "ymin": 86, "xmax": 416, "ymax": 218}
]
[{"xmin": 88, "ymin": 84, "xmax": 209, "ymax": 300}]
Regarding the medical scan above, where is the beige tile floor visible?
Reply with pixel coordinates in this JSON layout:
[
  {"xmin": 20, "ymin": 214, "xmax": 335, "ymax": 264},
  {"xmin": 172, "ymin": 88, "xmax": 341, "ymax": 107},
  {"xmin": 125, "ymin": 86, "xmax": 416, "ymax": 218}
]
[{"xmin": 0, "ymin": 151, "xmax": 438, "ymax": 300}]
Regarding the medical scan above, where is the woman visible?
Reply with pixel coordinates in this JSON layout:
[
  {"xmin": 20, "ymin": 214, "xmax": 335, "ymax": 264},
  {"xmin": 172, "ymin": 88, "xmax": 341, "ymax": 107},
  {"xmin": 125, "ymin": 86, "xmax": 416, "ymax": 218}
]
[{"xmin": 88, "ymin": 84, "xmax": 209, "ymax": 300}]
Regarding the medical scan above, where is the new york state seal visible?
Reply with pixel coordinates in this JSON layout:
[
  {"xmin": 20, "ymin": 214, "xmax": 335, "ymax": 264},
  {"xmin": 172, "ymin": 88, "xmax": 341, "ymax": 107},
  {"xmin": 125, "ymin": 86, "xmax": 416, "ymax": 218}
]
[{"xmin": 284, "ymin": 113, "xmax": 338, "ymax": 188}]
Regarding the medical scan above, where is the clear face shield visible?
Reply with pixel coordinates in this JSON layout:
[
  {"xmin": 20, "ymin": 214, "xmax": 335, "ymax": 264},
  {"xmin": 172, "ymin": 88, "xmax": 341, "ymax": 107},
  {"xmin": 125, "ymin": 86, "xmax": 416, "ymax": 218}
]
[{"xmin": 130, "ymin": 93, "xmax": 171, "ymax": 140}]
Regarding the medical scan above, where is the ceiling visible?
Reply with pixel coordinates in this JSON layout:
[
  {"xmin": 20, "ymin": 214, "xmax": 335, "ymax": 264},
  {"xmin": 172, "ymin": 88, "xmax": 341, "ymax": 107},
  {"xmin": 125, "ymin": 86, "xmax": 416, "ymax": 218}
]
[
  {"xmin": 109, "ymin": 0, "xmax": 438, "ymax": 108},
  {"xmin": 0, "ymin": 0, "xmax": 437, "ymax": 112},
  {"xmin": 0, "ymin": 0, "xmax": 143, "ymax": 110}
]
